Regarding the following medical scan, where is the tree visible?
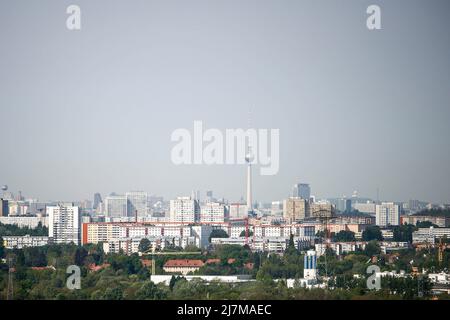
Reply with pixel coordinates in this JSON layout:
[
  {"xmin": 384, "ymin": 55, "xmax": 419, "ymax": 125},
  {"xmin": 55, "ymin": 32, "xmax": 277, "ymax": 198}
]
[
  {"xmin": 135, "ymin": 281, "xmax": 167, "ymax": 299},
  {"xmin": 416, "ymin": 221, "xmax": 438, "ymax": 228},
  {"xmin": 333, "ymin": 230, "xmax": 356, "ymax": 242},
  {"xmin": 0, "ymin": 236, "xmax": 4, "ymax": 259},
  {"xmin": 364, "ymin": 240, "xmax": 381, "ymax": 257},
  {"xmin": 239, "ymin": 230, "xmax": 254, "ymax": 237},
  {"xmin": 393, "ymin": 224, "xmax": 417, "ymax": 242},
  {"xmin": 138, "ymin": 238, "xmax": 152, "ymax": 253},
  {"xmin": 362, "ymin": 226, "xmax": 383, "ymax": 241},
  {"xmin": 209, "ymin": 229, "xmax": 229, "ymax": 243}
]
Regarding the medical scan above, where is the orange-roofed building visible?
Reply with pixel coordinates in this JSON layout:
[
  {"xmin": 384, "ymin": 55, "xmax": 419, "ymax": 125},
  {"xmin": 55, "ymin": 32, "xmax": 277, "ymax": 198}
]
[
  {"xmin": 163, "ymin": 259, "xmax": 205, "ymax": 275},
  {"xmin": 88, "ymin": 263, "xmax": 110, "ymax": 272},
  {"xmin": 227, "ymin": 258, "xmax": 236, "ymax": 264},
  {"xmin": 141, "ymin": 259, "xmax": 153, "ymax": 268},
  {"xmin": 205, "ymin": 258, "xmax": 220, "ymax": 264}
]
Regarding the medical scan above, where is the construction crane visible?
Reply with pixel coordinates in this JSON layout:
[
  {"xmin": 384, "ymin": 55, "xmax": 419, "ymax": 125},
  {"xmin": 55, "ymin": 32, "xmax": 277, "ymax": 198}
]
[
  {"xmin": 311, "ymin": 207, "xmax": 335, "ymax": 285},
  {"xmin": 143, "ymin": 245, "xmax": 202, "ymax": 275}
]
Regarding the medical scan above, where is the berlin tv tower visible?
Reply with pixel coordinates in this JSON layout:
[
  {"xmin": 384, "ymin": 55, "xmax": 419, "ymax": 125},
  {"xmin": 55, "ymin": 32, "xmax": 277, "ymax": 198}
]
[
  {"xmin": 245, "ymin": 108, "xmax": 254, "ymax": 216},
  {"xmin": 245, "ymin": 146, "xmax": 253, "ymax": 215}
]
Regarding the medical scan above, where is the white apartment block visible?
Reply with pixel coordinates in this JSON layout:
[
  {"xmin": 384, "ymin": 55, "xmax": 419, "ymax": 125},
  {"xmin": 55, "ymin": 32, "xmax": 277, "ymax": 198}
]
[
  {"xmin": 2, "ymin": 235, "xmax": 49, "ymax": 249},
  {"xmin": 412, "ymin": 227, "xmax": 450, "ymax": 244},
  {"xmin": 200, "ymin": 202, "xmax": 227, "ymax": 223},
  {"xmin": 169, "ymin": 197, "xmax": 200, "ymax": 223},
  {"xmin": 211, "ymin": 236, "xmax": 313, "ymax": 253},
  {"xmin": 83, "ymin": 223, "xmax": 213, "ymax": 249},
  {"xmin": 48, "ymin": 204, "xmax": 81, "ymax": 245},
  {"xmin": 0, "ymin": 215, "xmax": 48, "ymax": 228},
  {"xmin": 354, "ymin": 202, "xmax": 376, "ymax": 215},
  {"xmin": 103, "ymin": 236, "xmax": 198, "ymax": 255},
  {"xmin": 376, "ymin": 202, "xmax": 400, "ymax": 227}
]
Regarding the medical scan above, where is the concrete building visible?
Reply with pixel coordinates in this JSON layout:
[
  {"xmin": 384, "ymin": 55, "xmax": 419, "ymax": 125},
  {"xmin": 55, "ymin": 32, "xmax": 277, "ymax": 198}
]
[
  {"xmin": 229, "ymin": 203, "xmax": 247, "ymax": 219},
  {"xmin": 2, "ymin": 235, "xmax": 49, "ymax": 249},
  {"xmin": 200, "ymin": 202, "xmax": 227, "ymax": 223},
  {"xmin": 354, "ymin": 202, "xmax": 376, "ymax": 215},
  {"xmin": 283, "ymin": 197, "xmax": 309, "ymax": 222},
  {"xmin": 169, "ymin": 196, "xmax": 200, "ymax": 223},
  {"xmin": 376, "ymin": 202, "xmax": 400, "ymax": 227},
  {"xmin": 126, "ymin": 191, "xmax": 148, "ymax": 217},
  {"xmin": 163, "ymin": 259, "xmax": 205, "ymax": 275},
  {"xmin": 310, "ymin": 202, "xmax": 334, "ymax": 218},
  {"xmin": 0, "ymin": 215, "xmax": 48, "ymax": 228},
  {"xmin": 104, "ymin": 195, "xmax": 128, "ymax": 218},
  {"xmin": 48, "ymin": 204, "xmax": 81, "ymax": 245},
  {"xmin": 403, "ymin": 215, "xmax": 450, "ymax": 228},
  {"xmin": 412, "ymin": 227, "xmax": 450, "ymax": 244}
]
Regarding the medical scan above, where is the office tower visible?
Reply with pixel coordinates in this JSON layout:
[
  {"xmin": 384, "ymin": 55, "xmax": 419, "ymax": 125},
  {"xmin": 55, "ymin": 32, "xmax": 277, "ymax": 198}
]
[
  {"xmin": 293, "ymin": 183, "xmax": 311, "ymax": 200},
  {"xmin": 303, "ymin": 250, "xmax": 317, "ymax": 280},
  {"xmin": 200, "ymin": 202, "xmax": 227, "ymax": 223},
  {"xmin": 169, "ymin": 196, "xmax": 200, "ymax": 223},
  {"xmin": 376, "ymin": 202, "xmax": 400, "ymax": 227},
  {"xmin": 105, "ymin": 195, "xmax": 128, "ymax": 218},
  {"xmin": 47, "ymin": 204, "xmax": 81, "ymax": 245},
  {"xmin": 0, "ymin": 198, "xmax": 9, "ymax": 217},
  {"xmin": 93, "ymin": 193, "xmax": 102, "ymax": 210},
  {"xmin": 283, "ymin": 197, "xmax": 309, "ymax": 222},
  {"xmin": 126, "ymin": 191, "xmax": 148, "ymax": 217}
]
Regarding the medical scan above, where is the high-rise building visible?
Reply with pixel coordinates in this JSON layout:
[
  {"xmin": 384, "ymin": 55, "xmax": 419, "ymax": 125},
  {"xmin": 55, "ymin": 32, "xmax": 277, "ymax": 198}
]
[
  {"xmin": 0, "ymin": 198, "xmax": 9, "ymax": 217},
  {"xmin": 229, "ymin": 203, "xmax": 248, "ymax": 219},
  {"xmin": 293, "ymin": 183, "xmax": 311, "ymax": 200},
  {"xmin": 93, "ymin": 193, "xmax": 102, "ymax": 210},
  {"xmin": 283, "ymin": 197, "xmax": 309, "ymax": 222},
  {"xmin": 126, "ymin": 191, "xmax": 148, "ymax": 217},
  {"xmin": 169, "ymin": 196, "xmax": 200, "ymax": 223},
  {"xmin": 310, "ymin": 202, "xmax": 334, "ymax": 218},
  {"xmin": 105, "ymin": 195, "xmax": 128, "ymax": 218},
  {"xmin": 200, "ymin": 202, "xmax": 227, "ymax": 223},
  {"xmin": 47, "ymin": 204, "xmax": 81, "ymax": 245},
  {"xmin": 376, "ymin": 202, "xmax": 400, "ymax": 227}
]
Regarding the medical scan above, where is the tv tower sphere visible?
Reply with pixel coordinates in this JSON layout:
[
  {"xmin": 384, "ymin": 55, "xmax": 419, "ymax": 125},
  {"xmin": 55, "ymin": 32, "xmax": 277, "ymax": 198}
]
[{"xmin": 1, "ymin": 185, "xmax": 8, "ymax": 191}]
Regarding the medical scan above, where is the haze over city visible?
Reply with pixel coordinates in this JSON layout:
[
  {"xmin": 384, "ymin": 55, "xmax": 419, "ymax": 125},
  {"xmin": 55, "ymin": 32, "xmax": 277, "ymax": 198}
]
[{"xmin": 1, "ymin": 0, "xmax": 450, "ymax": 203}]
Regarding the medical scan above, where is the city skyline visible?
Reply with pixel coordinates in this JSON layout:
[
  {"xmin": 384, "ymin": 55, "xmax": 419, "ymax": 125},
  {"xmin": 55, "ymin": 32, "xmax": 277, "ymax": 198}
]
[{"xmin": 1, "ymin": 0, "xmax": 450, "ymax": 204}]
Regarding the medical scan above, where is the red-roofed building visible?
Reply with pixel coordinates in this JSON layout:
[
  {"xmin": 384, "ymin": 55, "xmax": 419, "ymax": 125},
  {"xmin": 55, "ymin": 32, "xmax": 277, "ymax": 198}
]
[
  {"xmin": 88, "ymin": 263, "xmax": 110, "ymax": 272},
  {"xmin": 141, "ymin": 259, "xmax": 154, "ymax": 268},
  {"xmin": 244, "ymin": 262, "xmax": 254, "ymax": 270},
  {"xmin": 227, "ymin": 258, "xmax": 236, "ymax": 264},
  {"xmin": 205, "ymin": 258, "xmax": 220, "ymax": 265},
  {"xmin": 163, "ymin": 259, "xmax": 205, "ymax": 275}
]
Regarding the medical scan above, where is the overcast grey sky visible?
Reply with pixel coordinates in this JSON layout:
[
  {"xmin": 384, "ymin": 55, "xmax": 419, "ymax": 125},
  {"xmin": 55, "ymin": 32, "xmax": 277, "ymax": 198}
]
[{"xmin": 1, "ymin": 0, "xmax": 449, "ymax": 204}]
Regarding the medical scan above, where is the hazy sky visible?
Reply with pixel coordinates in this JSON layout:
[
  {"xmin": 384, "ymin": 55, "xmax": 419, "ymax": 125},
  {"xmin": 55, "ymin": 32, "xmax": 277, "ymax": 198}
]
[{"xmin": 1, "ymin": 0, "xmax": 449, "ymax": 204}]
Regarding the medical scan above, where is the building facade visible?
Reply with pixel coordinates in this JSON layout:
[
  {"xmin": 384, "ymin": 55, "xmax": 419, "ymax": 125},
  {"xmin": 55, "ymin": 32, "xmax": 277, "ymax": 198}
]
[{"xmin": 48, "ymin": 204, "xmax": 81, "ymax": 245}]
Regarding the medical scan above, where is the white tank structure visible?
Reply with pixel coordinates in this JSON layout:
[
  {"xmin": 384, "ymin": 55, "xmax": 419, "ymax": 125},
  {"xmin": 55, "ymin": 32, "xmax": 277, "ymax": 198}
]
[{"xmin": 303, "ymin": 250, "xmax": 317, "ymax": 280}]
